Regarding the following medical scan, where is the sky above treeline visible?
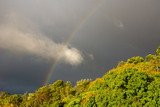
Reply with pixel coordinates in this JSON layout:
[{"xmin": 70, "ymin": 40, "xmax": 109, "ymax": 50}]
[{"xmin": 0, "ymin": 0, "xmax": 160, "ymax": 93}]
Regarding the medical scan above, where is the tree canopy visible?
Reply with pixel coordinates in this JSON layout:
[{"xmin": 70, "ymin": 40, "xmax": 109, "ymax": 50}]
[{"xmin": 0, "ymin": 47, "xmax": 160, "ymax": 107}]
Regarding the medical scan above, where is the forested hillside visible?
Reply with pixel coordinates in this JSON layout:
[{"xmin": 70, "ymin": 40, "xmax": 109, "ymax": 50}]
[{"xmin": 0, "ymin": 47, "xmax": 160, "ymax": 107}]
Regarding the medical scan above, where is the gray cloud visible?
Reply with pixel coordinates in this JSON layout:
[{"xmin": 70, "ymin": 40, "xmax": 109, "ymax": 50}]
[{"xmin": 0, "ymin": 13, "xmax": 83, "ymax": 66}]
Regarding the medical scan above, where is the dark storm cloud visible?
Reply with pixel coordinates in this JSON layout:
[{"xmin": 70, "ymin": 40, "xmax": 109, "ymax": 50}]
[
  {"xmin": 0, "ymin": 0, "xmax": 160, "ymax": 93},
  {"xmin": 71, "ymin": 0, "xmax": 160, "ymax": 66}
]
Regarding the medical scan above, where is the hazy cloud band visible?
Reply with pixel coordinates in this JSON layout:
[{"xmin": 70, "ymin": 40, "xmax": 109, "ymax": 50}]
[{"xmin": 0, "ymin": 14, "xmax": 84, "ymax": 65}]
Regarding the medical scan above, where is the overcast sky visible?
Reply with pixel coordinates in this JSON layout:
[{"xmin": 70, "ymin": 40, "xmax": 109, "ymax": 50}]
[{"xmin": 0, "ymin": 0, "xmax": 160, "ymax": 93}]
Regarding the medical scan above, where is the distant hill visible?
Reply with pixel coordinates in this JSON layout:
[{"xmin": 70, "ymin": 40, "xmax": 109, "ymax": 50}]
[{"xmin": 0, "ymin": 47, "xmax": 160, "ymax": 107}]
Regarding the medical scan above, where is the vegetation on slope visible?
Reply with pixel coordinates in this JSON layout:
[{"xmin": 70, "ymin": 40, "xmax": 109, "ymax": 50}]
[{"xmin": 0, "ymin": 47, "xmax": 160, "ymax": 107}]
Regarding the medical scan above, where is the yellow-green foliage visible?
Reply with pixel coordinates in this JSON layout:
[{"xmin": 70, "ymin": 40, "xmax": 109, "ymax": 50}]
[{"xmin": 0, "ymin": 47, "xmax": 160, "ymax": 107}]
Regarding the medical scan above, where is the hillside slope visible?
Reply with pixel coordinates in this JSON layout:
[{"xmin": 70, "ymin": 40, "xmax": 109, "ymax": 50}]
[{"xmin": 0, "ymin": 47, "xmax": 160, "ymax": 107}]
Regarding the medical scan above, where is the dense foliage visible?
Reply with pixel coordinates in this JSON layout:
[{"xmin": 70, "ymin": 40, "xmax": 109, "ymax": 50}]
[{"xmin": 0, "ymin": 47, "xmax": 160, "ymax": 107}]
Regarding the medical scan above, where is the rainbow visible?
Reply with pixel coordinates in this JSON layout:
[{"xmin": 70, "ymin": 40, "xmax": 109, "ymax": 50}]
[{"xmin": 43, "ymin": 0, "xmax": 104, "ymax": 85}]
